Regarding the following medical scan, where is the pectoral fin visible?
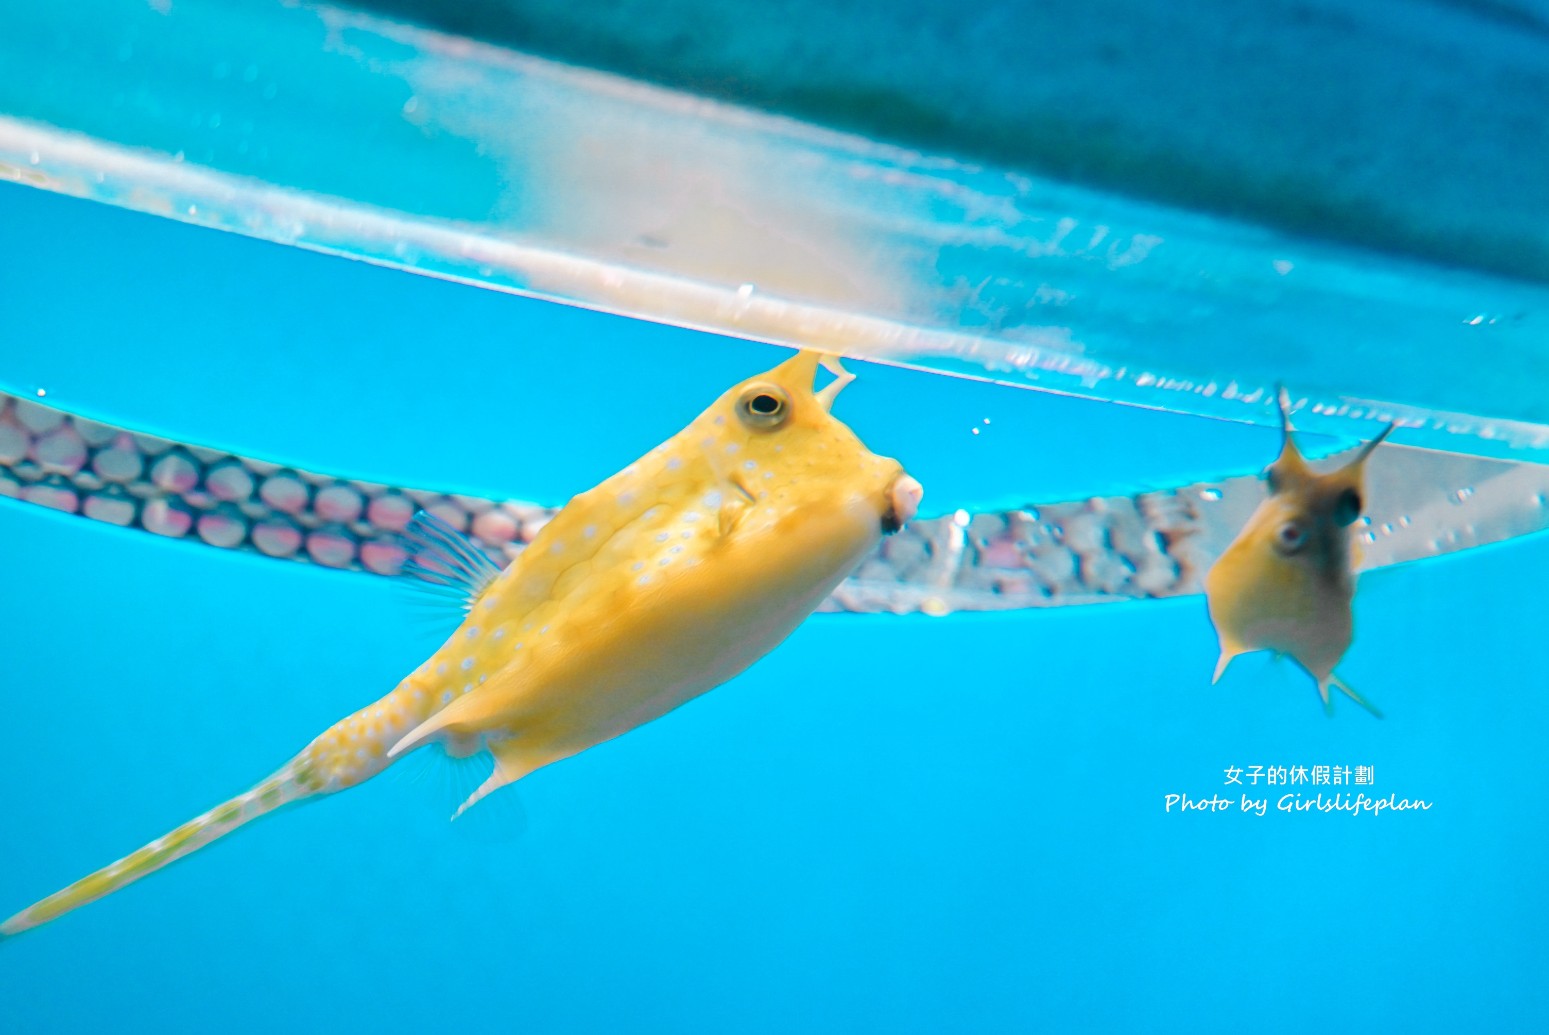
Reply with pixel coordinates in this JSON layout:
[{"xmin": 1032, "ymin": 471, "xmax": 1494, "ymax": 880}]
[
  {"xmin": 703, "ymin": 448, "xmax": 757, "ymax": 537},
  {"xmin": 719, "ymin": 482, "xmax": 754, "ymax": 536}
]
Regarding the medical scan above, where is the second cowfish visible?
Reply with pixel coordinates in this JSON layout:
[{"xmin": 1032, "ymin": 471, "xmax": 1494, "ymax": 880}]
[
  {"xmin": 1205, "ymin": 391, "xmax": 1392, "ymax": 715},
  {"xmin": 2, "ymin": 348, "xmax": 924, "ymax": 939}
]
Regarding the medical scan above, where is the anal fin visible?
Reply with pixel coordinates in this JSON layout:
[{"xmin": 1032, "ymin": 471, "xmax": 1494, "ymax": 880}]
[
  {"xmin": 388, "ymin": 688, "xmax": 498, "ymax": 761},
  {"xmin": 390, "ymin": 743, "xmax": 530, "ymax": 842}
]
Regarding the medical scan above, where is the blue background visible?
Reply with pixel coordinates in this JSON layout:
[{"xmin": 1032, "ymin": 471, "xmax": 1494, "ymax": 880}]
[{"xmin": 1, "ymin": 184, "xmax": 1547, "ymax": 1032}]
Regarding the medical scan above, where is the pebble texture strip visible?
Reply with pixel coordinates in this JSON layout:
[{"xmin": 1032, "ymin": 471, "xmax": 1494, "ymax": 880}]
[{"xmin": 0, "ymin": 389, "xmax": 1236, "ymax": 614}]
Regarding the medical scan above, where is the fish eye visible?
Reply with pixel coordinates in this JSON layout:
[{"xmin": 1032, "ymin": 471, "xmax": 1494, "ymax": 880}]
[
  {"xmin": 1274, "ymin": 520, "xmax": 1307, "ymax": 555},
  {"xmin": 735, "ymin": 384, "xmax": 791, "ymax": 430},
  {"xmin": 1334, "ymin": 489, "xmax": 1362, "ymax": 526}
]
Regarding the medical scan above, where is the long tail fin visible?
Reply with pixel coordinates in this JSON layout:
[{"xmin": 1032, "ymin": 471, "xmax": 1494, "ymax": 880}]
[
  {"xmin": 3, "ymin": 623, "xmax": 467, "ymax": 940},
  {"xmin": 0, "ymin": 760, "xmax": 319, "ymax": 941}
]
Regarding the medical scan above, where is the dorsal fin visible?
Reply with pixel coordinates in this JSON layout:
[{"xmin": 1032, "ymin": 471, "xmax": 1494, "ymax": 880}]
[{"xmin": 400, "ymin": 510, "xmax": 504, "ymax": 613}]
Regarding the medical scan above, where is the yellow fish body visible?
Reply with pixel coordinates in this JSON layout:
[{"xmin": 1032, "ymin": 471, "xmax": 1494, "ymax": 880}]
[
  {"xmin": 1204, "ymin": 392, "xmax": 1392, "ymax": 715},
  {"xmin": 2, "ymin": 349, "xmax": 922, "ymax": 939}
]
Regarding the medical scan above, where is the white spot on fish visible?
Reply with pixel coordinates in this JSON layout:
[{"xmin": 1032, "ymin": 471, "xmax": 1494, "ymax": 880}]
[
  {"xmin": 724, "ymin": 443, "xmax": 740, "ymax": 455},
  {"xmin": 682, "ymin": 511, "xmax": 701, "ymax": 523},
  {"xmin": 617, "ymin": 490, "xmax": 636, "ymax": 506},
  {"xmin": 637, "ymin": 574, "xmax": 652, "ymax": 586},
  {"xmin": 656, "ymin": 532, "xmax": 669, "ymax": 542},
  {"xmin": 670, "ymin": 545, "xmax": 683, "ymax": 554},
  {"xmin": 667, "ymin": 457, "xmax": 682, "ymax": 471},
  {"xmin": 493, "ymin": 628, "xmax": 505, "ymax": 640},
  {"xmin": 479, "ymin": 674, "xmax": 488, "ymax": 684},
  {"xmin": 463, "ymin": 684, "xmax": 472, "ymax": 695},
  {"xmin": 461, "ymin": 657, "xmax": 474, "ymax": 671},
  {"xmin": 583, "ymin": 524, "xmax": 597, "ymax": 538},
  {"xmin": 436, "ymin": 663, "xmax": 448, "ymax": 676},
  {"xmin": 743, "ymin": 460, "xmax": 757, "ymax": 470},
  {"xmin": 442, "ymin": 690, "xmax": 454, "ymax": 704},
  {"xmin": 703, "ymin": 490, "xmax": 723, "ymax": 508},
  {"xmin": 632, "ymin": 561, "xmax": 645, "ymax": 571},
  {"xmin": 466, "ymin": 627, "xmax": 480, "ymax": 640},
  {"xmin": 549, "ymin": 541, "xmax": 565, "ymax": 554}
]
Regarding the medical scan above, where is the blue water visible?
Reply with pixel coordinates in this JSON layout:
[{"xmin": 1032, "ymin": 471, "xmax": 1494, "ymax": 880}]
[{"xmin": 3, "ymin": 188, "xmax": 1549, "ymax": 1033}]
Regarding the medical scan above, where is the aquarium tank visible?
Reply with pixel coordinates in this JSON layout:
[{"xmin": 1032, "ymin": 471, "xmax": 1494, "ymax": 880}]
[{"xmin": 1, "ymin": 1, "xmax": 1546, "ymax": 1032}]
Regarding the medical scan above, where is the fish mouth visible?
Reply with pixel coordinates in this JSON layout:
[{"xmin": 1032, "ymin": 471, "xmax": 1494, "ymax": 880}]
[{"xmin": 881, "ymin": 474, "xmax": 924, "ymax": 534}]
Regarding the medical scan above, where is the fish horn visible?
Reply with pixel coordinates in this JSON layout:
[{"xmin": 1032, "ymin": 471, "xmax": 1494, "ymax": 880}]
[
  {"xmin": 815, "ymin": 355, "xmax": 856, "ymax": 411},
  {"xmin": 1345, "ymin": 421, "xmax": 1396, "ymax": 468}
]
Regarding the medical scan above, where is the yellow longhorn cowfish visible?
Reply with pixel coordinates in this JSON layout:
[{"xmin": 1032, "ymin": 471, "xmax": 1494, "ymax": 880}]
[
  {"xmin": 1204, "ymin": 391, "xmax": 1393, "ymax": 716},
  {"xmin": 1, "ymin": 349, "xmax": 924, "ymax": 940}
]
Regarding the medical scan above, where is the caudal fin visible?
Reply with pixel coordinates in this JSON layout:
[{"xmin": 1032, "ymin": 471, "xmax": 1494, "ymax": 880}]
[{"xmin": 0, "ymin": 761, "xmax": 317, "ymax": 940}]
